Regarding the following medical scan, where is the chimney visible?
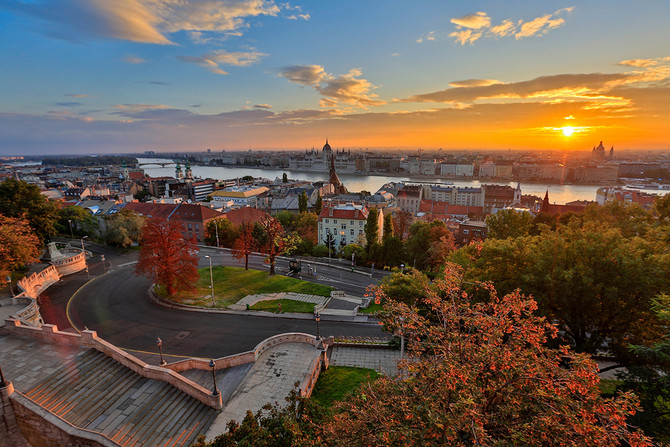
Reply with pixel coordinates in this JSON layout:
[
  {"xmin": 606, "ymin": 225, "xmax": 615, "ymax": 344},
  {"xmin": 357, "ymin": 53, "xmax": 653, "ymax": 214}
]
[{"xmin": 329, "ymin": 207, "xmax": 333, "ymax": 217}]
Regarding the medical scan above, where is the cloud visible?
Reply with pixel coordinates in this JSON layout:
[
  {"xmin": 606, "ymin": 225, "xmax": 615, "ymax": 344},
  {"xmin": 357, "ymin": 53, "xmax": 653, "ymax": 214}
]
[
  {"xmin": 124, "ymin": 55, "xmax": 146, "ymax": 64},
  {"xmin": 287, "ymin": 13, "xmax": 310, "ymax": 20},
  {"xmin": 404, "ymin": 73, "xmax": 635, "ymax": 105},
  {"xmin": 449, "ymin": 7, "xmax": 573, "ymax": 45},
  {"xmin": 65, "ymin": 93, "xmax": 88, "ymax": 98},
  {"xmin": 449, "ymin": 79, "xmax": 502, "ymax": 88},
  {"xmin": 450, "ymin": 12, "xmax": 490, "ymax": 29},
  {"xmin": 280, "ymin": 65, "xmax": 383, "ymax": 108},
  {"xmin": 178, "ymin": 49, "xmax": 266, "ymax": 74},
  {"xmin": 279, "ymin": 65, "xmax": 328, "ymax": 85},
  {"xmin": 618, "ymin": 57, "xmax": 670, "ymax": 68},
  {"xmin": 254, "ymin": 104, "xmax": 272, "ymax": 109},
  {"xmin": 54, "ymin": 102, "xmax": 83, "ymax": 107},
  {"xmin": 416, "ymin": 31, "xmax": 435, "ymax": 43},
  {"xmin": 8, "ymin": 0, "xmax": 290, "ymax": 44}
]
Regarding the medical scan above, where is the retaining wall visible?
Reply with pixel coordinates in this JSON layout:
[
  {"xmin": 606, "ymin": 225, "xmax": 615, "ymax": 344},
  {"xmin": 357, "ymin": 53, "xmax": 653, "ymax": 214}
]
[{"xmin": 52, "ymin": 249, "xmax": 87, "ymax": 275}]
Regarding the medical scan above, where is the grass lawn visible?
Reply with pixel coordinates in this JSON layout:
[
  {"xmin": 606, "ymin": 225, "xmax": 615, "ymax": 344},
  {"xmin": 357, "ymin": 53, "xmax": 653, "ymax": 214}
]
[
  {"xmin": 359, "ymin": 302, "xmax": 385, "ymax": 314},
  {"xmin": 310, "ymin": 366, "xmax": 380, "ymax": 408},
  {"xmin": 158, "ymin": 266, "xmax": 334, "ymax": 308},
  {"xmin": 249, "ymin": 299, "xmax": 315, "ymax": 313}
]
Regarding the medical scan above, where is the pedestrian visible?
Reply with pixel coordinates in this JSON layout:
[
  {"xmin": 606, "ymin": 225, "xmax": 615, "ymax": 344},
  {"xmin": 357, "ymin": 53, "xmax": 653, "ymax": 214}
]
[{"xmin": 278, "ymin": 302, "xmax": 282, "ymax": 313}]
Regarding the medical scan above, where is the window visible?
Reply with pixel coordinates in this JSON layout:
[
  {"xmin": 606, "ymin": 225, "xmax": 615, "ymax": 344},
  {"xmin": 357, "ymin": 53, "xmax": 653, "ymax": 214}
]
[
  {"xmin": 463, "ymin": 229, "xmax": 470, "ymax": 234},
  {"xmin": 350, "ymin": 229, "xmax": 354, "ymax": 235},
  {"xmin": 334, "ymin": 219, "xmax": 337, "ymax": 224},
  {"xmin": 350, "ymin": 220, "xmax": 354, "ymax": 225},
  {"xmin": 359, "ymin": 230, "xmax": 363, "ymax": 235},
  {"xmin": 325, "ymin": 219, "xmax": 329, "ymax": 223},
  {"xmin": 341, "ymin": 224, "xmax": 346, "ymax": 229},
  {"xmin": 188, "ymin": 223, "xmax": 192, "ymax": 230}
]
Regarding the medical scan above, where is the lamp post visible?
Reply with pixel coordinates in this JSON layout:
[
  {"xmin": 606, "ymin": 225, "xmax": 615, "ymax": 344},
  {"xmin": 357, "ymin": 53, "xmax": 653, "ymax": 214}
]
[
  {"xmin": 205, "ymin": 255, "xmax": 214, "ymax": 307},
  {"xmin": 209, "ymin": 359, "xmax": 219, "ymax": 396},
  {"xmin": 6, "ymin": 276, "xmax": 14, "ymax": 297},
  {"xmin": 314, "ymin": 312, "xmax": 321, "ymax": 340},
  {"xmin": 156, "ymin": 337, "xmax": 167, "ymax": 366},
  {"xmin": 81, "ymin": 236, "xmax": 89, "ymax": 275},
  {"xmin": 400, "ymin": 263, "xmax": 404, "ymax": 274},
  {"xmin": 68, "ymin": 219, "xmax": 74, "ymax": 238}
]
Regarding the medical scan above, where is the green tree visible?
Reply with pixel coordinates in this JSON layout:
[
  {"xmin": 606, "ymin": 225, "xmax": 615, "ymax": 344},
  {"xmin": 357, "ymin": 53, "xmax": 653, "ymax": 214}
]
[
  {"xmin": 57, "ymin": 206, "xmax": 99, "ymax": 237},
  {"xmin": 0, "ymin": 178, "xmax": 58, "ymax": 241},
  {"xmin": 299, "ymin": 191, "xmax": 308, "ymax": 213},
  {"xmin": 380, "ymin": 235, "xmax": 404, "ymax": 268},
  {"xmin": 453, "ymin": 222, "xmax": 670, "ymax": 361},
  {"xmin": 364, "ymin": 207, "xmax": 380, "ymax": 251},
  {"xmin": 485, "ymin": 209, "xmax": 533, "ymax": 239},
  {"xmin": 655, "ymin": 193, "xmax": 670, "ymax": 223},
  {"xmin": 282, "ymin": 172, "xmax": 288, "ymax": 183},
  {"xmin": 404, "ymin": 220, "xmax": 452, "ymax": 271},
  {"xmin": 204, "ymin": 217, "xmax": 237, "ymax": 248},
  {"xmin": 314, "ymin": 194, "xmax": 323, "ymax": 215},
  {"xmin": 382, "ymin": 212, "xmax": 393, "ymax": 241},
  {"xmin": 104, "ymin": 210, "xmax": 145, "ymax": 247},
  {"xmin": 275, "ymin": 211, "xmax": 297, "ymax": 232}
]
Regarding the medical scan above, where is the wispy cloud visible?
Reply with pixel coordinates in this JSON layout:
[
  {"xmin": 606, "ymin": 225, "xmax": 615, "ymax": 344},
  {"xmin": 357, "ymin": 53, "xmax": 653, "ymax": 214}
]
[
  {"xmin": 449, "ymin": 79, "xmax": 502, "ymax": 88},
  {"xmin": 124, "ymin": 55, "xmax": 146, "ymax": 64},
  {"xmin": 7, "ymin": 0, "xmax": 293, "ymax": 44},
  {"xmin": 178, "ymin": 49, "xmax": 266, "ymax": 74},
  {"xmin": 448, "ymin": 7, "xmax": 573, "ymax": 45},
  {"xmin": 54, "ymin": 102, "xmax": 83, "ymax": 107},
  {"xmin": 416, "ymin": 31, "xmax": 435, "ymax": 43},
  {"xmin": 65, "ymin": 93, "xmax": 88, "ymax": 98},
  {"xmin": 279, "ymin": 65, "xmax": 383, "ymax": 108},
  {"xmin": 254, "ymin": 104, "xmax": 272, "ymax": 109}
]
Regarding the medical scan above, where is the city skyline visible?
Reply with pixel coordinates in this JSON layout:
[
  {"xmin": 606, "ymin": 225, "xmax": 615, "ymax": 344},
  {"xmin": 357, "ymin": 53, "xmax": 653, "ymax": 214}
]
[{"xmin": 1, "ymin": 1, "xmax": 669, "ymax": 155}]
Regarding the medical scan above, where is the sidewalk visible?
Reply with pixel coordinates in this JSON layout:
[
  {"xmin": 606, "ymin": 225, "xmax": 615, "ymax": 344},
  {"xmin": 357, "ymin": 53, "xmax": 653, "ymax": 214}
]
[{"xmin": 330, "ymin": 346, "xmax": 400, "ymax": 376}]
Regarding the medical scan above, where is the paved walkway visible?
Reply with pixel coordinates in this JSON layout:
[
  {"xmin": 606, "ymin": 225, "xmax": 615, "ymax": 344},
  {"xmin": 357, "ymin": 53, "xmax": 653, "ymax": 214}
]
[
  {"xmin": 205, "ymin": 342, "xmax": 321, "ymax": 439},
  {"xmin": 228, "ymin": 292, "xmax": 329, "ymax": 311},
  {"xmin": 330, "ymin": 346, "xmax": 400, "ymax": 376}
]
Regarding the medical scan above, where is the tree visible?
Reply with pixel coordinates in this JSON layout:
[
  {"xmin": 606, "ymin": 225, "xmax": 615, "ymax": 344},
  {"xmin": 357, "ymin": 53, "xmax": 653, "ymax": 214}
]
[
  {"xmin": 615, "ymin": 294, "xmax": 670, "ymax": 444},
  {"xmin": 232, "ymin": 223, "xmax": 255, "ymax": 270},
  {"xmin": 452, "ymin": 222, "xmax": 670, "ymax": 361},
  {"xmin": 654, "ymin": 193, "xmax": 670, "ymax": 223},
  {"xmin": 0, "ymin": 178, "xmax": 58, "ymax": 241},
  {"xmin": 314, "ymin": 194, "xmax": 323, "ymax": 215},
  {"xmin": 258, "ymin": 216, "xmax": 298, "ymax": 275},
  {"xmin": 404, "ymin": 220, "xmax": 453, "ymax": 271},
  {"xmin": 0, "ymin": 214, "xmax": 40, "ymax": 281},
  {"xmin": 320, "ymin": 264, "xmax": 651, "ymax": 446},
  {"xmin": 204, "ymin": 217, "xmax": 237, "ymax": 248},
  {"xmin": 282, "ymin": 172, "xmax": 288, "ymax": 183},
  {"xmin": 364, "ymin": 207, "xmax": 380, "ymax": 251},
  {"xmin": 135, "ymin": 218, "xmax": 199, "ymax": 296},
  {"xmin": 382, "ymin": 212, "xmax": 393, "ymax": 242},
  {"xmin": 393, "ymin": 210, "xmax": 413, "ymax": 240},
  {"xmin": 380, "ymin": 235, "xmax": 404, "ymax": 268},
  {"xmin": 104, "ymin": 210, "xmax": 145, "ymax": 248},
  {"xmin": 485, "ymin": 209, "xmax": 533, "ymax": 239},
  {"xmin": 57, "ymin": 206, "xmax": 99, "ymax": 237},
  {"xmin": 299, "ymin": 191, "xmax": 308, "ymax": 213}
]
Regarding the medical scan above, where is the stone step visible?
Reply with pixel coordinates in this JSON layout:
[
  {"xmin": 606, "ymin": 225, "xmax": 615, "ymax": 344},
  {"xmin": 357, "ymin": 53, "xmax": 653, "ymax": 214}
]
[{"xmin": 26, "ymin": 349, "xmax": 216, "ymax": 446}]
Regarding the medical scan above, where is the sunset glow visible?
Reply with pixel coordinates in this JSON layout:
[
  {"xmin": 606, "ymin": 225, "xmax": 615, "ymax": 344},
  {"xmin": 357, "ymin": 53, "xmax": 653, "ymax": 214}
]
[
  {"xmin": 562, "ymin": 126, "xmax": 575, "ymax": 137},
  {"xmin": 0, "ymin": 2, "xmax": 669, "ymax": 154}
]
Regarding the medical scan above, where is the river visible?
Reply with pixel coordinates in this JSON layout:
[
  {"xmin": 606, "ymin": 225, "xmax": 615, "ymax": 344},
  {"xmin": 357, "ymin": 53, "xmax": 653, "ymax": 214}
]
[{"xmin": 137, "ymin": 158, "xmax": 665, "ymax": 205}]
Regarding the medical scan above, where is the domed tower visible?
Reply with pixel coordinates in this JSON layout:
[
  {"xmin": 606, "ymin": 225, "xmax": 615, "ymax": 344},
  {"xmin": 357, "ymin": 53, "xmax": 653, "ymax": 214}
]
[
  {"xmin": 184, "ymin": 161, "xmax": 193, "ymax": 180},
  {"xmin": 175, "ymin": 162, "xmax": 183, "ymax": 179},
  {"xmin": 322, "ymin": 138, "xmax": 332, "ymax": 161}
]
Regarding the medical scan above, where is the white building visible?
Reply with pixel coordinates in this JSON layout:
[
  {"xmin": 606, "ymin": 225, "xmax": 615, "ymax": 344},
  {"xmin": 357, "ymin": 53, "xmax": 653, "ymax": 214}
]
[{"xmin": 317, "ymin": 204, "xmax": 382, "ymax": 247}]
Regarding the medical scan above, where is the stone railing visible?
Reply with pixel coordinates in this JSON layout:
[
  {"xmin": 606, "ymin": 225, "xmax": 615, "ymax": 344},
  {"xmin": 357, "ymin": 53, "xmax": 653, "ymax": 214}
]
[
  {"xmin": 1, "ymin": 320, "xmax": 223, "ymax": 410},
  {"xmin": 16, "ymin": 265, "xmax": 60, "ymax": 299},
  {"xmin": 51, "ymin": 249, "xmax": 87, "ymax": 276},
  {"xmin": 167, "ymin": 332, "xmax": 324, "ymax": 373}
]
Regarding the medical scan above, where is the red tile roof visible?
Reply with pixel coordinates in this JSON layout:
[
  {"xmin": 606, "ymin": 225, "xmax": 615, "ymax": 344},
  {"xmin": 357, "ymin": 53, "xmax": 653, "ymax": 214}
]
[
  {"xmin": 223, "ymin": 207, "xmax": 270, "ymax": 226},
  {"xmin": 318, "ymin": 206, "xmax": 369, "ymax": 220},
  {"xmin": 123, "ymin": 202, "xmax": 176, "ymax": 220},
  {"xmin": 170, "ymin": 204, "xmax": 225, "ymax": 222}
]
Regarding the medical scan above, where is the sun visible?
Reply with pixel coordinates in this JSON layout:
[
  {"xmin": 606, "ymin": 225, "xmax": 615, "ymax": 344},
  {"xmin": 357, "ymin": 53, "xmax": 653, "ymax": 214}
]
[{"xmin": 562, "ymin": 126, "xmax": 574, "ymax": 137}]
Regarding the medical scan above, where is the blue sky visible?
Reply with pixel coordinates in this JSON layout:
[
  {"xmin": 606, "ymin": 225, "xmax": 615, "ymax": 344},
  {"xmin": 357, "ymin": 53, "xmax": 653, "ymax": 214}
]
[{"xmin": 1, "ymin": 0, "xmax": 669, "ymax": 154}]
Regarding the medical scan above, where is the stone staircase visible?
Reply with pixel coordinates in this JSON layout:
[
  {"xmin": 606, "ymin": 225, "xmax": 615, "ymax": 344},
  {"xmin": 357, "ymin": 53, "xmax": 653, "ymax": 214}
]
[{"xmin": 24, "ymin": 349, "xmax": 217, "ymax": 446}]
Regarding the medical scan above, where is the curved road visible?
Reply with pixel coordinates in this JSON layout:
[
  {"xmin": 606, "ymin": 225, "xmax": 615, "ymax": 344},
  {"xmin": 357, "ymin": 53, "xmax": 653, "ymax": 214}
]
[{"xmin": 50, "ymin": 242, "xmax": 387, "ymax": 362}]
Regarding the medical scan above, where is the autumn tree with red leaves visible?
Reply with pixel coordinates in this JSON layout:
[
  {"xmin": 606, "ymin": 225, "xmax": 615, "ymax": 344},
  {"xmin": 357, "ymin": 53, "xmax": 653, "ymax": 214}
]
[
  {"xmin": 319, "ymin": 263, "xmax": 652, "ymax": 446},
  {"xmin": 258, "ymin": 216, "xmax": 297, "ymax": 275},
  {"xmin": 232, "ymin": 223, "xmax": 255, "ymax": 270},
  {"xmin": 0, "ymin": 214, "xmax": 40, "ymax": 282},
  {"xmin": 135, "ymin": 218, "xmax": 199, "ymax": 296}
]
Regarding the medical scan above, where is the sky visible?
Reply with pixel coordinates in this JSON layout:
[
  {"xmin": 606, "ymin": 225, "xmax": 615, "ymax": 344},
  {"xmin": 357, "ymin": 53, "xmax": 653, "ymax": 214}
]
[{"xmin": 1, "ymin": 0, "xmax": 669, "ymax": 155}]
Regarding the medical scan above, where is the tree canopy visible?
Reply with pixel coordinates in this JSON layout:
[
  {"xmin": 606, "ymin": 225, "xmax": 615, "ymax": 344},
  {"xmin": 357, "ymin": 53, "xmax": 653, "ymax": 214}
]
[
  {"xmin": 0, "ymin": 178, "xmax": 58, "ymax": 241},
  {"xmin": 104, "ymin": 210, "xmax": 145, "ymax": 248},
  {"xmin": 0, "ymin": 214, "xmax": 41, "ymax": 281},
  {"xmin": 135, "ymin": 217, "xmax": 199, "ymax": 295}
]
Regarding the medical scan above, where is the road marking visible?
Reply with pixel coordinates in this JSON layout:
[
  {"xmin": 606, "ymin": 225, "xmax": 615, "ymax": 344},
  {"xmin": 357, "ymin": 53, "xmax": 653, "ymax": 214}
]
[
  {"xmin": 117, "ymin": 261, "xmax": 138, "ymax": 268},
  {"xmin": 66, "ymin": 276, "xmax": 98, "ymax": 334}
]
